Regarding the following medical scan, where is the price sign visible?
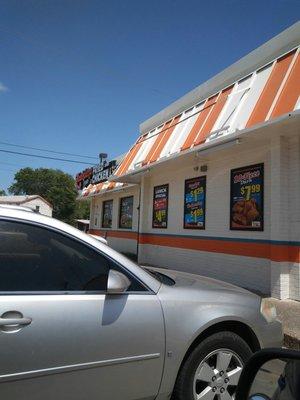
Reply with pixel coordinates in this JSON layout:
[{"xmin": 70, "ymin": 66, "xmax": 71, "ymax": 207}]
[
  {"xmin": 230, "ymin": 163, "xmax": 264, "ymax": 231},
  {"xmin": 184, "ymin": 176, "xmax": 206, "ymax": 229},
  {"xmin": 153, "ymin": 184, "xmax": 169, "ymax": 228}
]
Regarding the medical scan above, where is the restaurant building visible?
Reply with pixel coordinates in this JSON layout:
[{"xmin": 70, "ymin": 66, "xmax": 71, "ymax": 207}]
[{"xmin": 77, "ymin": 22, "xmax": 300, "ymax": 301}]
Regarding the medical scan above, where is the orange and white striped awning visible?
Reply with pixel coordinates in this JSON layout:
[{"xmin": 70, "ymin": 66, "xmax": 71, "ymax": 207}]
[
  {"xmin": 80, "ymin": 181, "xmax": 128, "ymax": 198},
  {"xmin": 115, "ymin": 48, "xmax": 300, "ymax": 178}
]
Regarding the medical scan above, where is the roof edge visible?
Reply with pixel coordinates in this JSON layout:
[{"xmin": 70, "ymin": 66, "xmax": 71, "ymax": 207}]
[
  {"xmin": 118, "ymin": 110, "xmax": 300, "ymax": 182},
  {"xmin": 140, "ymin": 21, "xmax": 300, "ymax": 134},
  {"xmin": 0, "ymin": 195, "xmax": 53, "ymax": 208}
]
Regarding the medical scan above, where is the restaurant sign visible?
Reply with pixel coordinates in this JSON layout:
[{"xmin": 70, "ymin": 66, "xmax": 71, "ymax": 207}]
[
  {"xmin": 76, "ymin": 160, "xmax": 117, "ymax": 191},
  {"xmin": 230, "ymin": 163, "xmax": 264, "ymax": 231}
]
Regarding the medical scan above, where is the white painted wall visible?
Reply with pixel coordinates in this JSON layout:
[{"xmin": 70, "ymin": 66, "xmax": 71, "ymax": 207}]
[
  {"xmin": 138, "ymin": 132, "xmax": 300, "ymax": 300},
  {"xmin": 86, "ymin": 131, "xmax": 300, "ymax": 300},
  {"xmin": 138, "ymin": 139, "xmax": 272, "ymax": 294},
  {"xmin": 89, "ymin": 185, "xmax": 139, "ymax": 255},
  {"xmin": 24, "ymin": 198, "xmax": 52, "ymax": 217}
]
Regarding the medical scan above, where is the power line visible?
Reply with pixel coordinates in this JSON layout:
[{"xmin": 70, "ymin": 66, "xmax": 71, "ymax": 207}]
[
  {"xmin": 0, "ymin": 149, "xmax": 93, "ymax": 165},
  {"xmin": 0, "ymin": 140, "xmax": 98, "ymax": 160}
]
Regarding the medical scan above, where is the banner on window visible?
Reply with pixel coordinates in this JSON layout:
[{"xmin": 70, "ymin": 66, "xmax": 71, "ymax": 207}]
[
  {"xmin": 119, "ymin": 196, "xmax": 133, "ymax": 229},
  {"xmin": 184, "ymin": 176, "xmax": 206, "ymax": 229},
  {"xmin": 230, "ymin": 163, "xmax": 264, "ymax": 231},
  {"xmin": 152, "ymin": 184, "xmax": 169, "ymax": 228},
  {"xmin": 102, "ymin": 200, "xmax": 113, "ymax": 228}
]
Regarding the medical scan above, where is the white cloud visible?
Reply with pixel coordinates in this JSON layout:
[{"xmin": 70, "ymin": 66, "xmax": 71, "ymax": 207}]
[{"xmin": 0, "ymin": 82, "xmax": 8, "ymax": 92}]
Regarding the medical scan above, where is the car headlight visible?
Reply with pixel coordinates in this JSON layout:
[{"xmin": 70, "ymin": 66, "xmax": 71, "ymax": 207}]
[{"xmin": 260, "ymin": 299, "xmax": 277, "ymax": 323}]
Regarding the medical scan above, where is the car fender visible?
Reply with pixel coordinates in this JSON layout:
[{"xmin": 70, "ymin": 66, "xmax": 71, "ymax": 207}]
[{"xmin": 156, "ymin": 289, "xmax": 263, "ymax": 398}]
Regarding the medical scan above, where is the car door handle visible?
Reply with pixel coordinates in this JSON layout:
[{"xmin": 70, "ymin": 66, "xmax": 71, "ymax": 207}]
[{"xmin": 0, "ymin": 317, "xmax": 32, "ymax": 327}]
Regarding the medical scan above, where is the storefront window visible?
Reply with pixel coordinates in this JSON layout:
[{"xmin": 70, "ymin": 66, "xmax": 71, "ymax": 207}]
[
  {"xmin": 152, "ymin": 184, "xmax": 169, "ymax": 228},
  {"xmin": 230, "ymin": 163, "xmax": 264, "ymax": 231},
  {"xmin": 119, "ymin": 196, "xmax": 133, "ymax": 229},
  {"xmin": 102, "ymin": 200, "xmax": 113, "ymax": 228},
  {"xmin": 184, "ymin": 176, "xmax": 206, "ymax": 229}
]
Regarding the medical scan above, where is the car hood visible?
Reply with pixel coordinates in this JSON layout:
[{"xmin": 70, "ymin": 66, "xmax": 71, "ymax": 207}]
[{"xmin": 145, "ymin": 266, "xmax": 256, "ymax": 296}]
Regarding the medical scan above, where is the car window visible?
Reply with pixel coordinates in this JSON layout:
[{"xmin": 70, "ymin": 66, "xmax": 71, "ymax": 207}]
[{"xmin": 0, "ymin": 219, "xmax": 145, "ymax": 293}]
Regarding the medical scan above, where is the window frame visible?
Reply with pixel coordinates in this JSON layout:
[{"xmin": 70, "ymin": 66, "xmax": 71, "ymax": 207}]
[
  {"xmin": 118, "ymin": 196, "xmax": 134, "ymax": 229},
  {"xmin": 0, "ymin": 217, "xmax": 152, "ymax": 296},
  {"xmin": 101, "ymin": 199, "xmax": 113, "ymax": 229}
]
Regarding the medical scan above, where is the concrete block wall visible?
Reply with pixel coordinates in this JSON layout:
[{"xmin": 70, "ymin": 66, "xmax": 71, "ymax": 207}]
[
  {"xmin": 139, "ymin": 140, "xmax": 272, "ymax": 294},
  {"xmin": 140, "ymin": 244, "xmax": 271, "ymax": 294},
  {"xmin": 138, "ymin": 134, "xmax": 300, "ymax": 300},
  {"xmin": 86, "ymin": 132, "xmax": 299, "ymax": 300},
  {"xmin": 288, "ymin": 136, "xmax": 300, "ymax": 301}
]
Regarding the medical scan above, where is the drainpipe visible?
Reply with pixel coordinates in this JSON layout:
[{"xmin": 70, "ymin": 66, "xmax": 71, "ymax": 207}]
[
  {"xmin": 136, "ymin": 173, "xmax": 146, "ymax": 262},
  {"xmin": 136, "ymin": 183, "xmax": 142, "ymax": 260}
]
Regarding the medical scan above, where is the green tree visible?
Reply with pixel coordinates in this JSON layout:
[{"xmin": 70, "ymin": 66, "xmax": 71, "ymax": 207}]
[
  {"xmin": 0, "ymin": 189, "xmax": 6, "ymax": 196},
  {"xmin": 9, "ymin": 168, "xmax": 79, "ymax": 224},
  {"xmin": 75, "ymin": 199, "xmax": 90, "ymax": 220}
]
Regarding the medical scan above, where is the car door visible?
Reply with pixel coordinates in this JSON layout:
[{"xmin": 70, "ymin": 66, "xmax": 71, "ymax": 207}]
[{"xmin": 0, "ymin": 218, "xmax": 165, "ymax": 400}]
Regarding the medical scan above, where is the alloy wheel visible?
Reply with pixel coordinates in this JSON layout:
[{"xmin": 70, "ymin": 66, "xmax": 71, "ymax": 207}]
[{"xmin": 193, "ymin": 348, "xmax": 243, "ymax": 400}]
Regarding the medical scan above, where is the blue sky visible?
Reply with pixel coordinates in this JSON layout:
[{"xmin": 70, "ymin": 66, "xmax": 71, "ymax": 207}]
[{"xmin": 0, "ymin": 0, "xmax": 299, "ymax": 191}]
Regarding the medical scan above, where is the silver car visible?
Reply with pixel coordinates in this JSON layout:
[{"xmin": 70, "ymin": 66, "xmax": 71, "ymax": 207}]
[{"xmin": 0, "ymin": 206, "xmax": 282, "ymax": 400}]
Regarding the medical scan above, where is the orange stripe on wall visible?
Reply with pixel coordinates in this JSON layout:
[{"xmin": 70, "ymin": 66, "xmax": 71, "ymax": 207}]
[
  {"xmin": 194, "ymin": 86, "xmax": 233, "ymax": 146},
  {"xmin": 246, "ymin": 51, "xmax": 296, "ymax": 127},
  {"xmin": 139, "ymin": 234, "xmax": 300, "ymax": 263},
  {"xmin": 148, "ymin": 115, "xmax": 181, "ymax": 163},
  {"xmin": 142, "ymin": 121, "xmax": 172, "ymax": 166},
  {"xmin": 181, "ymin": 95, "xmax": 218, "ymax": 151},
  {"xmin": 271, "ymin": 52, "xmax": 300, "ymax": 118},
  {"xmin": 89, "ymin": 229, "xmax": 138, "ymax": 240}
]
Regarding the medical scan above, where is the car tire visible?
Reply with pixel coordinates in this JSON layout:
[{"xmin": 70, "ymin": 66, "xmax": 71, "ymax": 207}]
[{"xmin": 172, "ymin": 331, "xmax": 253, "ymax": 400}]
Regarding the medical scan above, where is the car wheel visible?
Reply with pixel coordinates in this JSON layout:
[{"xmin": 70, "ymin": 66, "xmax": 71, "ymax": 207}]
[{"xmin": 172, "ymin": 331, "xmax": 253, "ymax": 400}]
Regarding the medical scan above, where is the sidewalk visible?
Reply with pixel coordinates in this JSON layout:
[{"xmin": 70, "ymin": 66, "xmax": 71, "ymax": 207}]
[{"xmin": 266, "ymin": 298, "xmax": 300, "ymax": 350}]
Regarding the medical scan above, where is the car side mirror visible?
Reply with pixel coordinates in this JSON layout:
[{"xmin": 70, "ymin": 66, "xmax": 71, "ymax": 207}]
[
  {"xmin": 235, "ymin": 348, "xmax": 300, "ymax": 400},
  {"xmin": 107, "ymin": 269, "xmax": 131, "ymax": 294}
]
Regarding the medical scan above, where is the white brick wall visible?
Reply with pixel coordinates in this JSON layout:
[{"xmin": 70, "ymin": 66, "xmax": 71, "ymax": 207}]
[
  {"xmin": 138, "ymin": 132, "xmax": 300, "ymax": 300},
  {"xmin": 90, "ymin": 186, "xmax": 140, "ymax": 232},
  {"xmin": 140, "ymin": 244, "xmax": 270, "ymax": 294},
  {"xmin": 141, "ymin": 140, "xmax": 271, "ymax": 240},
  {"xmin": 86, "ymin": 130, "xmax": 300, "ymax": 300},
  {"xmin": 108, "ymin": 237, "xmax": 137, "ymax": 255},
  {"xmin": 288, "ymin": 135, "xmax": 300, "ymax": 301},
  {"xmin": 89, "ymin": 186, "xmax": 139, "ymax": 256}
]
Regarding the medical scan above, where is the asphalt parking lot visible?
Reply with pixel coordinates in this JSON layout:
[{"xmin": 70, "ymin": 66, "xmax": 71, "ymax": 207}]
[{"xmin": 250, "ymin": 359, "xmax": 285, "ymax": 397}]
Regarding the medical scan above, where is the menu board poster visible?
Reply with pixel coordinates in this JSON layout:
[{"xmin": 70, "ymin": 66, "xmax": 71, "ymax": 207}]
[
  {"xmin": 119, "ymin": 196, "xmax": 133, "ymax": 229},
  {"xmin": 102, "ymin": 200, "xmax": 113, "ymax": 228},
  {"xmin": 184, "ymin": 176, "xmax": 206, "ymax": 229},
  {"xmin": 152, "ymin": 184, "xmax": 169, "ymax": 228},
  {"xmin": 230, "ymin": 163, "xmax": 264, "ymax": 231}
]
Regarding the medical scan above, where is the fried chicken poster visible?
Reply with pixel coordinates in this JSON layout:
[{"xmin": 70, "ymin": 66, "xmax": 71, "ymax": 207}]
[{"xmin": 230, "ymin": 164, "xmax": 264, "ymax": 231}]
